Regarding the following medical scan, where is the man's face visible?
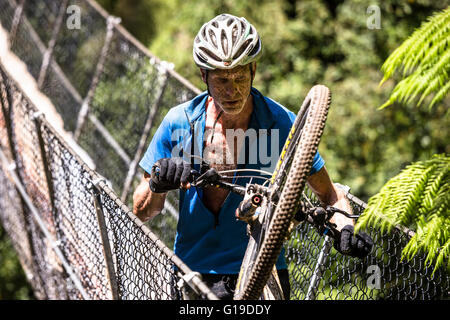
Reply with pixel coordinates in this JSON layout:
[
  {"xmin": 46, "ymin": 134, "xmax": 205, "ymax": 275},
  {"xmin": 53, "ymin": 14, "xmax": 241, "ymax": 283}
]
[{"xmin": 201, "ymin": 64, "xmax": 256, "ymax": 115}]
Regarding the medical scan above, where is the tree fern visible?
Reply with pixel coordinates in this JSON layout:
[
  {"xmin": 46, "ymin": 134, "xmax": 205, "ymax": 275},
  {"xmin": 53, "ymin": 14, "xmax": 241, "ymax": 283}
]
[
  {"xmin": 379, "ymin": 7, "xmax": 450, "ymax": 109},
  {"xmin": 356, "ymin": 154, "xmax": 450, "ymax": 273},
  {"xmin": 356, "ymin": 8, "xmax": 450, "ymax": 274}
]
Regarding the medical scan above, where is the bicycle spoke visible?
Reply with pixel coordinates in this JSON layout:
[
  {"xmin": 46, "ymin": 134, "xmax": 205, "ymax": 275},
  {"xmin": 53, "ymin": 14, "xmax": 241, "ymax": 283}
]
[
  {"xmin": 218, "ymin": 168, "xmax": 273, "ymax": 176},
  {"xmin": 221, "ymin": 175, "xmax": 271, "ymax": 181}
]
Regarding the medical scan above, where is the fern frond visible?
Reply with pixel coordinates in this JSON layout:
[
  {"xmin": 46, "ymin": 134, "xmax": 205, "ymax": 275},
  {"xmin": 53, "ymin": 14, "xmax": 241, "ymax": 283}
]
[
  {"xmin": 419, "ymin": 157, "xmax": 449, "ymax": 214},
  {"xmin": 380, "ymin": 7, "xmax": 450, "ymax": 80},
  {"xmin": 402, "ymin": 11, "xmax": 450, "ymax": 75},
  {"xmin": 355, "ymin": 192, "xmax": 396, "ymax": 234},
  {"xmin": 356, "ymin": 154, "xmax": 450, "ymax": 272},
  {"xmin": 379, "ymin": 8, "xmax": 450, "ymax": 109},
  {"xmin": 394, "ymin": 166, "xmax": 433, "ymax": 226},
  {"xmin": 403, "ymin": 207, "xmax": 449, "ymax": 273},
  {"xmin": 429, "ymin": 80, "xmax": 450, "ymax": 109}
]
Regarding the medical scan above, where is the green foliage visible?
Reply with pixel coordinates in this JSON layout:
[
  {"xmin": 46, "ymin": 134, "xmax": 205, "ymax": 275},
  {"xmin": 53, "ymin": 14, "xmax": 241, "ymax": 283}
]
[
  {"xmin": 355, "ymin": 7, "xmax": 450, "ymax": 274},
  {"xmin": 379, "ymin": 8, "xmax": 450, "ymax": 109},
  {"xmin": 96, "ymin": 0, "xmax": 163, "ymax": 44},
  {"xmin": 356, "ymin": 155, "xmax": 449, "ymax": 273},
  {"xmin": 0, "ymin": 224, "xmax": 34, "ymax": 299}
]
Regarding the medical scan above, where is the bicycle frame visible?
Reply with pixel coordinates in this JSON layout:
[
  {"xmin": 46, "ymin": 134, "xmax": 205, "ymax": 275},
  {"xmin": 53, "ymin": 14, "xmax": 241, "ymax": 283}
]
[{"xmin": 154, "ymin": 155, "xmax": 359, "ymax": 300}]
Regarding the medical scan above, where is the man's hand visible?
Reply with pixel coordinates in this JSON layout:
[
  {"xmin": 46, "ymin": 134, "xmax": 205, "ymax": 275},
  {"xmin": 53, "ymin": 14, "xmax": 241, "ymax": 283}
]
[
  {"xmin": 333, "ymin": 225, "xmax": 373, "ymax": 258},
  {"xmin": 150, "ymin": 157, "xmax": 192, "ymax": 193}
]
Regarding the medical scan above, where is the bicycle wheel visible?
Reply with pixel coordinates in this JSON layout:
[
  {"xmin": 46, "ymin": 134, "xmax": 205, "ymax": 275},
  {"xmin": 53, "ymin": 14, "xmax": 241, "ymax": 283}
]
[{"xmin": 234, "ymin": 85, "xmax": 331, "ymax": 300}]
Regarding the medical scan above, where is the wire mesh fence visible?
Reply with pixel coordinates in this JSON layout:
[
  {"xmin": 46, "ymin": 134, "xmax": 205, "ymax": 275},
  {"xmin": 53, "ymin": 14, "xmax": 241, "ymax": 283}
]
[
  {"xmin": 0, "ymin": 62, "xmax": 217, "ymax": 300},
  {"xmin": 287, "ymin": 188, "xmax": 449, "ymax": 300},
  {"xmin": 0, "ymin": 0, "xmax": 199, "ymax": 205},
  {"xmin": 0, "ymin": 0, "xmax": 448, "ymax": 300}
]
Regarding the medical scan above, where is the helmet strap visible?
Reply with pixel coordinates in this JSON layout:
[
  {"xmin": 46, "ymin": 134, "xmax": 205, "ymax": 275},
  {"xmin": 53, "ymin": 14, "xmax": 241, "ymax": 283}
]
[
  {"xmin": 249, "ymin": 64, "xmax": 254, "ymax": 88},
  {"xmin": 204, "ymin": 69, "xmax": 213, "ymax": 97}
]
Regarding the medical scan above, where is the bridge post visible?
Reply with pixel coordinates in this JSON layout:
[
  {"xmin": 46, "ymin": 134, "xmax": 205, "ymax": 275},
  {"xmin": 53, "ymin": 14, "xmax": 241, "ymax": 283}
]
[
  {"xmin": 92, "ymin": 179, "xmax": 120, "ymax": 300},
  {"xmin": 37, "ymin": 0, "xmax": 69, "ymax": 89}
]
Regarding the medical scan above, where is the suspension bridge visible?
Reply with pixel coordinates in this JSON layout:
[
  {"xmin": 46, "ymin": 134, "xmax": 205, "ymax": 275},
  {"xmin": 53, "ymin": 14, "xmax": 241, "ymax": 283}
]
[{"xmin": 0, "ymin": 0, "xmax": 448, "ymax": 300}]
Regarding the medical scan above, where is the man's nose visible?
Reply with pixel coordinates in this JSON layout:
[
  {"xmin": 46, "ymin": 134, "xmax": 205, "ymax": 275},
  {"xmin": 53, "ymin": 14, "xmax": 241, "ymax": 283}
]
[{"xmin": 224, "ymin": 80, "xmax": 239, "ymax": 96}]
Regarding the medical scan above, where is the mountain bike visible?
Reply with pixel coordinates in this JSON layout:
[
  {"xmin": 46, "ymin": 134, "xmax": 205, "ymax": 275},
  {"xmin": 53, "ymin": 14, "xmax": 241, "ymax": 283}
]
[{"xmin": 155, "ymin": 85, "xmax": 345, "ymax": 299}]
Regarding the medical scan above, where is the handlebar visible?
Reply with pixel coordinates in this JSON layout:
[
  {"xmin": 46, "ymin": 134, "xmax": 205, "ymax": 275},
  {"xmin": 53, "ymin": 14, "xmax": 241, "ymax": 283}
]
[
  {"xmin": 153, "ymin": 160, "xmax": 357, "ymax": 238},
  {"xmin": 190, "ymin": 167, "xmax": 246, "ymax": 196},
  {"xmin": 301, "ymin": 205, "xmax": 359, "ymax": 239},
  {"xmin": 153, "ymin": 164, "xmax": 246, "ymax": 196}
]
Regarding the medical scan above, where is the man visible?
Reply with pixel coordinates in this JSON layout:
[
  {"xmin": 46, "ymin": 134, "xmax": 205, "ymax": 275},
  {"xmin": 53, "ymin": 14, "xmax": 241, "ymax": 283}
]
[{"xmin": 133, "ymin": 14, "xmax": 372, "ymax": 300}]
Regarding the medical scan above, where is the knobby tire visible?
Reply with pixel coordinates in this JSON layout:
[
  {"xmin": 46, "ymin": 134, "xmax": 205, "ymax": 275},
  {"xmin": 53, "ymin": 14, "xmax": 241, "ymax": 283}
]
[{"xmin": 235, "ymin": 85, "xmax": 331, "ymax": 300}]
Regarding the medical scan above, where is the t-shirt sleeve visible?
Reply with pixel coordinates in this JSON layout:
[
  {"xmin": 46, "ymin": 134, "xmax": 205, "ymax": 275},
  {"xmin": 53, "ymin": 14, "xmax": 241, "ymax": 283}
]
[
  {"xmin": 139, "ymin": 117, "xmax": 173, "ymax": 174},
  {"xmin": 310, "ymin": 151, "xmax": 325, "ymax": 175},
  {"xmin": 287, "ymin": 109, "xmax": 325, "ymax": 176}
]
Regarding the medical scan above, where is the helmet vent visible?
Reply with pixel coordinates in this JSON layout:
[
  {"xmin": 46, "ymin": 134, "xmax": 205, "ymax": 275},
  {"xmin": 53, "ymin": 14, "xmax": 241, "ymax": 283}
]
[
  {"xmin": 233, "ymin": 39, "xmax": 251, "ymax": 60},
  {"xmin": 232, "ymin": 25, "xmax": 238, "ymax": 43},
  {"xmin": 195, "ymin": 53, "xmax": 208, "ymax": 64},
  {"xmin": 200, "ymin": 47, "xmax": 221, "ymax": 62},
  {"xmin": 221, "ymin": 30, "xmax": 228, "ymax": 55},
  {"xmin": 248, "ymin": 39, "xmax": 260, "ymax": 57},
  {"xmin": 209, "ymin": 30, "xmax": 217, "ymax": 48}
]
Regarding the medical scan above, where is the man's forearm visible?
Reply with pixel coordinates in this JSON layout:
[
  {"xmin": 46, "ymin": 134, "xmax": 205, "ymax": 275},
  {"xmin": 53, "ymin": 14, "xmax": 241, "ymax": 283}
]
[
  {"xmin": 133, "ymin": 177, "xmax": 166, "ymax": 222},
  {"xmin": 326, "ymin": 186, "xmax": 354, "ymax": 230},
  {"xmin": 306, "ymin": 167, "xmax": 354, "ymax": 231}
]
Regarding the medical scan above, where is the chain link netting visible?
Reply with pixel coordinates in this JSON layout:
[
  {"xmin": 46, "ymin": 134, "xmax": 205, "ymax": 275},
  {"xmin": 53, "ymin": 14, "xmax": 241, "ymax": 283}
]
[
  {"xmin": 287, "ymin": 188, "xmax": 449, "ymax": 300},
  {"xmin": 0, "ymin": 167, "xmax": 77, "ymax": 299},
  {"xmin": 0, "ymin": 0, "xmax": 448, "ymax": 300},
  {"xmin": 0, "ymin": 63, "xmax": 216, "ymax": 300},
  {"xmin": 0, "ymin": 0, "xmax": 192, "ymax": 231}
]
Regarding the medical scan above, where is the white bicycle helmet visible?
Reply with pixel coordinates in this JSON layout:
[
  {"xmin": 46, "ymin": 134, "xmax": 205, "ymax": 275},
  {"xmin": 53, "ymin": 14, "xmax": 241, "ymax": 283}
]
[{"xmin": 193, "ymin": 14, "xmax": 262, "ymax": 70}]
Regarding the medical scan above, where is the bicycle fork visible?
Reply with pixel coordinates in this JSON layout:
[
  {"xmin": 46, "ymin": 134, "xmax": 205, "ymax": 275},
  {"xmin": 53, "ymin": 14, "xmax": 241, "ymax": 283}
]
[{"xmin": 234, "ymin": 186, "xmax": 285, "ymax": 300}]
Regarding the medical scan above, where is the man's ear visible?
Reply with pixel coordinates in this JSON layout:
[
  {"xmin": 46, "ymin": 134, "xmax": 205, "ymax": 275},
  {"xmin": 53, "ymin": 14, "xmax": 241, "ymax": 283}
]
[
  {"xmin": 200, "ymin": 68, "xmax": 207, "ymax": 84},
  {"xmin": 250, "ymin": 62, "xmax": 257, "ymax": 82}
]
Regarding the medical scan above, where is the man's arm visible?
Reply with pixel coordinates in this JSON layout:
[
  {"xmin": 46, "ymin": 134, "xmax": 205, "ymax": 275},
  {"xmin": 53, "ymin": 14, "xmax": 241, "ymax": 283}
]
[
  {"xmin": 306, "ymin": 166, "xmax": 353, "ymax": 231},
  {"xmin": 133, "ymin": 171, "xmax": 166, "ymax": 222},
  {"xmin": 306, "ymin": 166, "xmax": 374, "ymax": 258}
]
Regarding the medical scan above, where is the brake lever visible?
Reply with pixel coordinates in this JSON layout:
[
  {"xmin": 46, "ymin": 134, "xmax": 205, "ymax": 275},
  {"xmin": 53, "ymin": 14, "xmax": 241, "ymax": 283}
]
[
  {"xmin": 306, "ymin": 206, "xmax": 359, "ymax": 239},
  {"xmin": 303, "ymin": 206, "xmax": 344, "ymax": 239},
  {"xmin": 325, "ymin": 205, "xmax": 359, "ymax": 219},
  {"xmin": 189, "ymin": 169, "xmax": 201, "ymax": 185},
  {"xmin": 191, "ymin": 167, "xmax": 221, "ymax": 187}
]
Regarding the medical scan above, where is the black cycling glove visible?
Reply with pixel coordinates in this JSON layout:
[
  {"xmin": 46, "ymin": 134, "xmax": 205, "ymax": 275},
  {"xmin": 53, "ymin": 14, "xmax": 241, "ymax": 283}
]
[
  {"xmin": 150, "ymin": 157, "xmax": 192, "ymax": 193},
  {"xmin": 333, "ymin": 225, "xmax": 373, "ymax": 259}
]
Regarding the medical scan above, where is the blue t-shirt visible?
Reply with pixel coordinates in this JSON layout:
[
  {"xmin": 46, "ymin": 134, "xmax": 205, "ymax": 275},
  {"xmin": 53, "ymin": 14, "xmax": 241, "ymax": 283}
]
[{"xmin": 139, "ymin": 87, "xmax": 325, "ymax": 274}]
